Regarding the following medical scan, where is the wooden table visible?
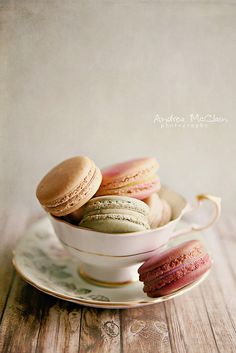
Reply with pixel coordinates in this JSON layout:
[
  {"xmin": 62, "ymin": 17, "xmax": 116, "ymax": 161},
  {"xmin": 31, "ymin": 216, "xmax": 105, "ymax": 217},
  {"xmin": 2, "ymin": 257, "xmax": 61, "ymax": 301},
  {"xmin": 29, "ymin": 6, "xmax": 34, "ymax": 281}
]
[{"xmin": 0, "ymin": 213, "xmax": 236, "ymax": 353}]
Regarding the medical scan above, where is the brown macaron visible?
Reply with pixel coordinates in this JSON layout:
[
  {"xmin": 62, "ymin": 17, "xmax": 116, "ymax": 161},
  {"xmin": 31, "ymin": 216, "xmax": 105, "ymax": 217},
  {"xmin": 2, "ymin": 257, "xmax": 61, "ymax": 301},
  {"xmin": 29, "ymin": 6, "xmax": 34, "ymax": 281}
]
[{"xmin": 36, "ymin": 156, "xmax": 102, "ymax": 217}]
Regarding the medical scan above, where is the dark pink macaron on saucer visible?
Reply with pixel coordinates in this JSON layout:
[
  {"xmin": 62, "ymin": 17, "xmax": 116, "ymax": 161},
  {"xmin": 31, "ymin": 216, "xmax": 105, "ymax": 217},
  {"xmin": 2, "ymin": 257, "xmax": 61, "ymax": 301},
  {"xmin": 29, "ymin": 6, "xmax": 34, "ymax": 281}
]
[{"xmin": 138, "ymin": 239, "xmax": 212, "ymax": 298}]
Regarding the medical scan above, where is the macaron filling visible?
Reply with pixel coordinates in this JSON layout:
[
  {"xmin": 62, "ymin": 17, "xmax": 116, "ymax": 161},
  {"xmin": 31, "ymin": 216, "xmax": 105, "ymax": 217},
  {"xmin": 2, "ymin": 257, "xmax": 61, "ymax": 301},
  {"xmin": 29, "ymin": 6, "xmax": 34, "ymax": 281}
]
[
  {"xmin": 98, "ymin": 178, "xmax": 161, "ymax": 196},
  {"xmin": 101, "ymin": 166, "xmax": 159, "ymax": 189},
  {"xmin": 84, "ymin": 198, "xmax": 149, "ymax": 216}
]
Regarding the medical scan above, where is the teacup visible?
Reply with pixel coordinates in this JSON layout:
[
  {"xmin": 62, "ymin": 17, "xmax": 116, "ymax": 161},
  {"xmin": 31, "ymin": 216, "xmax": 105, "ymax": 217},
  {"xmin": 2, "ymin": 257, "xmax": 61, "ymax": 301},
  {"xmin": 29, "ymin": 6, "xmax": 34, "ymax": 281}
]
[{"xmin": 49, "ymin": 185, "xmax": 221, "ymax": 286}]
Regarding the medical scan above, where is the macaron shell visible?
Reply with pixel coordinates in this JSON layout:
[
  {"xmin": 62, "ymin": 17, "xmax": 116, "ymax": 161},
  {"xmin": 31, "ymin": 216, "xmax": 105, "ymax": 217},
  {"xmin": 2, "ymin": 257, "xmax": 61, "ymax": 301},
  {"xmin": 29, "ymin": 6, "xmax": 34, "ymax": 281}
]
[
  {"xmin": 145, "ymin": 255, "xmax": 212, "ymax": 297},
  {"xmin": 36, "ymin": 156, "xmax": 102, "ymax": 217},
  {"xmin": 139, "ymin": 246, "xmax": 205, "ymax": 283},
  {"xmin": 143, "ymin": 252, "xmax": 209, "ymax": 291},
  {"xmin": 100, "ymin": 157, "xmax": 159, "ymax": 188},
  {"xmin": 79, "ymin": 195, "xmax": 150, "ymax": 233},
  {"xmin": 96, "ymin": 177, "xmax": 161, "ymax": 200},
  {"xmin": 96, "ymin": 157, "xmax": 160, "ymax": 199},
  {"xmin": 80, "ymin": 214, "xmax": 150, "ymax": 233},
  {"xmin": 139, "ymin": 240, "xmax": 203, "ymax": 275},
  {"xmin": 83, "ymin": 195, "xmax": 150, "ymax": 216},
  {"xmin": 47, "ymin": 166, "xmax": 102, "ymax": 216},
  {"xmin": 36, "ymin": 156, "xmax": 95, "ymax": 204}
]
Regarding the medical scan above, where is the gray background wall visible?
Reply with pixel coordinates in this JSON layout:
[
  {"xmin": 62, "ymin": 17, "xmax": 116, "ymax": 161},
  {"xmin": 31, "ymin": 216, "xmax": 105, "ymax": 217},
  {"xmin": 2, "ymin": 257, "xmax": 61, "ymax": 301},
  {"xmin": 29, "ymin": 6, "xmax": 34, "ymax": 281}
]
[{"xmin": 1, "ymin": 1, "xmax": 236, "ymax": 215}]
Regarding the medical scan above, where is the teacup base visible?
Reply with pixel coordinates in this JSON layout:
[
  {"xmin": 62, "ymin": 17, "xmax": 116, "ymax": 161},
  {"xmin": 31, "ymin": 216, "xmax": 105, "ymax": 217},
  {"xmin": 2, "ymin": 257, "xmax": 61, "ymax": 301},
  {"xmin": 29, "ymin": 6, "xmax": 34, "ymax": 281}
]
[{"xmin": 78, "ymin": 263, "xmax": 141, "ymax": 287}]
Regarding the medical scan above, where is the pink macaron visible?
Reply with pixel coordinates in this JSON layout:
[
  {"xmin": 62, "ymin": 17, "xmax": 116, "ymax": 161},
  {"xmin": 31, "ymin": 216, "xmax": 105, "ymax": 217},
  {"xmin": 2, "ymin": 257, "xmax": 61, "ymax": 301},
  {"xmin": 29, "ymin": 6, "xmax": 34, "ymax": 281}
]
[
  {"xmin": 138, "ymin": 240, "xmax": 212, "ymax": 297},
  {"xmin": 96, "ymin": 157, "xmax": 160, "ymax": 200}
]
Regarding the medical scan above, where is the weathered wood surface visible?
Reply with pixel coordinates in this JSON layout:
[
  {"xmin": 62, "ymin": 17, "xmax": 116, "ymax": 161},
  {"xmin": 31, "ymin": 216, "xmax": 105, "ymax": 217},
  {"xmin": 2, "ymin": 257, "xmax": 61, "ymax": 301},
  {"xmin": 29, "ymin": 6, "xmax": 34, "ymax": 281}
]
[{"xmin": 0, "ymin": 213, "xmax": 236, "ymax": 353}]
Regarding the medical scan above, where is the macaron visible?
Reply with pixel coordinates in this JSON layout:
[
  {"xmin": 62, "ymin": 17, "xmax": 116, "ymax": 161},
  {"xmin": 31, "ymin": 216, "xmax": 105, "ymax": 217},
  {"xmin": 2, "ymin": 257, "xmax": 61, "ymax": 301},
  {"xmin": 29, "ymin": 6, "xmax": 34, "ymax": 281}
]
[
  {"xmin": 144, "ymin": 193, "xmax": 163, "ymax": 228},
  {"xmin": 144, "ymin": 194, "xmax": 172, "ymax": 228},
  {"xmin": 79, "ymin": 195, "xmax": 150, "ymax": 233},
  {"xmin": 138, "ymin": 240, "xmax": 212, "ymax": 297},
  {"xmin": 96, "ymin": 157, "xmax": 161, "ymax": 200},
  {"xmin": 159, "ymin": 199, "xmax": 172, "ymax": 227},
  {"xmin": 36, "ymin": 156, "xmax": 102, "ymax": 217}
]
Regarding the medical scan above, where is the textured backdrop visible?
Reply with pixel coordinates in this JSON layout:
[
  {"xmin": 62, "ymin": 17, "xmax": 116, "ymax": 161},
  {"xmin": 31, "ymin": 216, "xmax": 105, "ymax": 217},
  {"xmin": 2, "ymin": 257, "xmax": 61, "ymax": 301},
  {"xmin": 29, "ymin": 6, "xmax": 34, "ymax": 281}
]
[{"xmin": 1, "ymin": 1, "xmax": 236, "ymax": 214}]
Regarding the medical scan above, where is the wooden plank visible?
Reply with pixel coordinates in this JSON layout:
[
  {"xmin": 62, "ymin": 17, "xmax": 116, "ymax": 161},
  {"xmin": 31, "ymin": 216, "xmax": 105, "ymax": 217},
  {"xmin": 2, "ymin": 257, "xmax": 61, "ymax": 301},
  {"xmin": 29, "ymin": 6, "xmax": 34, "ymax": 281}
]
[
  {"xmin": 0, "ymin": 276, "xmax": 43, "ymax": 353},
  {"xmin": 121, "ymin": 304, "xmax": 171, "ymax": 353},
  {"xmin": 36, "ymin": 297, "xmax": 81, "ymax": 353},
  {"xmin": 79, "ymin": 308, "xmax": 120, "ymax": 353},
  {"xmin": 165, "ymin": 285, "xmax": 219, "ymax": 353},
  {"xmin": 200, "ymin": 272, "xmax": 236, "ymax": 353},
  {"xmin": 164, "ymin": 299, "xmax": 187, "ymax": 353},
  {"xmin": 199, "ymin": 220, "xmax": 236, "ymax": 353},
  {"xmin": 0, "ymin": 213, "xmax": 45, "ymax": 353},
  {"xmin": 0, "ymin": 266, "xmax": 82, "ymax": 353},
  {"xmin": 164, "ymin": 223, "xmax": 236, "ymax": 353},
  {"xmin": 0, "ymin": 212, "xmax": 32, "ymax": 321},
  {"xmin": 220, "ymin": 218, "xmax": 236, "ymax": 325}
]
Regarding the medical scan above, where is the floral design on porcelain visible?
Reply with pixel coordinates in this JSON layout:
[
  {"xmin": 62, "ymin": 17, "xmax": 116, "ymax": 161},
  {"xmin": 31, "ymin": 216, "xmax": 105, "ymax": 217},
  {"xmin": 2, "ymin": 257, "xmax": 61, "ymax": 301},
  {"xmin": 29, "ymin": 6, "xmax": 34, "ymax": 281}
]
[{"xmin": 17, "ymin": 223, "xmax": 110, "ymax": 302}]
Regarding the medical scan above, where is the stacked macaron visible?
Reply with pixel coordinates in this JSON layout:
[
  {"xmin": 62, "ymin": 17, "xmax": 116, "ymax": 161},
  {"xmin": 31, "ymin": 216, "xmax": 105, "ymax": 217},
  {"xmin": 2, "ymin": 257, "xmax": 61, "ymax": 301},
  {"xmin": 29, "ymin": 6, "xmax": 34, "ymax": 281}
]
[
  {"xmin": 36, "ymin": 155, "xmax": 172, "ymax": 233},
  {"xmin": 96, "ymin": 157, "xmax": 161, "ymax": 199},
  {"xmin": 94, "ymin": 157, "xmax": 172, "ymax": 229},
  {"xmin": 79, "ymin": 196, "xmax": 150, "ymax": 233},
  {"xmin": 36, "ymin": 156, "xmax": 102, "ymax": 217}
]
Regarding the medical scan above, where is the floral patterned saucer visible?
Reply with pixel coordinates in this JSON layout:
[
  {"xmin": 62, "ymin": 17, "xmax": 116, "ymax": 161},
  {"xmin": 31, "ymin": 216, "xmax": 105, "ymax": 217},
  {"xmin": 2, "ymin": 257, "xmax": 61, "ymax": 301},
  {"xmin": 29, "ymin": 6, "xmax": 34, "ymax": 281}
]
[{"xmin": 12, "ymin": 217, "xmax": 211, "ymax": 309}]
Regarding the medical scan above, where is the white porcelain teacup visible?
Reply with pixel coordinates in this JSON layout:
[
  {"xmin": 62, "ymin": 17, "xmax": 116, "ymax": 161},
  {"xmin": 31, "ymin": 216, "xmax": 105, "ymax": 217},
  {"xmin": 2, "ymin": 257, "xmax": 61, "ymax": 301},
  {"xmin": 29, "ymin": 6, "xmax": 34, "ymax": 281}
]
[{"xmin": 49, "ymin": 185, "xmax": 221, "ymax": 286}]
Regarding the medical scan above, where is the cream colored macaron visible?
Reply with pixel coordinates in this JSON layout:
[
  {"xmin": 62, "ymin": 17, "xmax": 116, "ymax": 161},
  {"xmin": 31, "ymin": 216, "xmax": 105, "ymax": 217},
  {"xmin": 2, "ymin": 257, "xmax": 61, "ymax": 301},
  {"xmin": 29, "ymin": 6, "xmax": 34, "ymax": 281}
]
[
  {"xmin": 144, "ymin": 193, "xmax": 172, "ymax": 228},
  {"xmin": 144, "ymin": 193, "xmax": 163, "ymax": 229},
  {"xmin": 159, "ymin": 199, "xmax": 172, "ymax": 226}
]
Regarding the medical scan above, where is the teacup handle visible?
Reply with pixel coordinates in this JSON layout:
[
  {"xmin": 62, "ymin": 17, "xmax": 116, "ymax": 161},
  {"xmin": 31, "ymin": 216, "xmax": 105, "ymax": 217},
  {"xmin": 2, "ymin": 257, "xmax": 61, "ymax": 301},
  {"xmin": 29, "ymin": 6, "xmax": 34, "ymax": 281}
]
[{"xmin": 171, "ymin": 194, "xmax": 221, "ymax": 238}]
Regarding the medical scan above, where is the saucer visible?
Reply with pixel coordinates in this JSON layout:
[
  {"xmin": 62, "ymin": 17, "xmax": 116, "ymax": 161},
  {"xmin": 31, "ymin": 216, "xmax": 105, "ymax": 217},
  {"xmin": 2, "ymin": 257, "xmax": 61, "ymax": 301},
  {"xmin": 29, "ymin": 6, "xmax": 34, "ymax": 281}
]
[{"xmin": 12, "ymin": 217, "xmax": 211, "ymax": 309}]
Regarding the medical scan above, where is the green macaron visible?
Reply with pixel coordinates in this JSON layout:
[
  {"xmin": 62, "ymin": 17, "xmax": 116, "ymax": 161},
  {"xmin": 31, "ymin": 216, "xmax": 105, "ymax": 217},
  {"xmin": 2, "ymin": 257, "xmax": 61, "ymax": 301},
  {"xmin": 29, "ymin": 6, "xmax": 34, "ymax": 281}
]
[{"xmin": 79, "ymin": 196, "xmax": 150, "ymax": 233}]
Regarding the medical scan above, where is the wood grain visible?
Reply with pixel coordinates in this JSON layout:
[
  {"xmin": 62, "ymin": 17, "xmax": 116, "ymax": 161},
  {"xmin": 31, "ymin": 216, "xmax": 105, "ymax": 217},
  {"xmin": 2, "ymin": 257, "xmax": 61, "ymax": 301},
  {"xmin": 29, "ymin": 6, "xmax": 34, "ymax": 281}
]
[
  {"xmin": 0, "ymin": 215, "xmax": 236, "ymax": 353},
  {"xmin": 36, "ymin": 298, "xmax": 81, "ymax": 353},
  {"xmin": 121, "ymin": 304, "xmax": 171, "ymax": 353},
  {"xmin": 0, "ymin": 277, "xmax": 42, "ymax": 353},
  {"xmin": 79, "ymin": 308, "xmax": 120, "ymax": 353},
  {"xmin": 0, "ymin": 213, "xmax": 29, "ymax": 321},
  {"xmin": 165, "ymin": 286, "xmax": 219, "ymax": 353},
  {"xmin": 200, "ymin": 221, "xmax": 236, "ymax": 353}
]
